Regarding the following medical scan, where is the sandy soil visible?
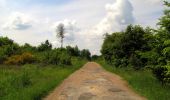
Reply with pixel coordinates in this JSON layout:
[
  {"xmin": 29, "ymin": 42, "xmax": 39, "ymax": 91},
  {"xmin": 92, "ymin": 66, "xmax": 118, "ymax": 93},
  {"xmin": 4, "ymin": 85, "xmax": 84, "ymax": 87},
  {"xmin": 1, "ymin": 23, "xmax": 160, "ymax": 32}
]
[{"xmin": 44, "ymin": 62, "xmax": 146, "ymax": 100}]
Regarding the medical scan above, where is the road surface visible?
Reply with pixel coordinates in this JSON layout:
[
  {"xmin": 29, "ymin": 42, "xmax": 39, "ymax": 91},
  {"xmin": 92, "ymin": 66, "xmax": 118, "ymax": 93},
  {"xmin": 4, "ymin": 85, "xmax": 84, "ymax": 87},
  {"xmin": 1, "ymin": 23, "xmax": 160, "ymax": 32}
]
[{"xmin": 44, "ymin": 62, "xmax": 146, "ymax": 100}]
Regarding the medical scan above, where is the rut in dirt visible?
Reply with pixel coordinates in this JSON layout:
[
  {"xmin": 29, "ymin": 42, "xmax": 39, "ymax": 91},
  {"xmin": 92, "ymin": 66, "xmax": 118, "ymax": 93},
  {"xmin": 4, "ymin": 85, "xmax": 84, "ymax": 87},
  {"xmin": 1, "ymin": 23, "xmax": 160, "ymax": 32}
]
[{"xmin": 44, "ymin": 62, "xmax": 146, "ymax": 100}]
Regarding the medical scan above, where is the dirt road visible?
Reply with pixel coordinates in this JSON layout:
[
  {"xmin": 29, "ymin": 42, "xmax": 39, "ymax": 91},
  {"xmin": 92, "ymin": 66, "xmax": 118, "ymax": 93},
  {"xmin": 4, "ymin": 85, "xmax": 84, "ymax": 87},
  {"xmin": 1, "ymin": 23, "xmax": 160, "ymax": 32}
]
[{"xmin": 44, "ymin": 62, "xmax": 146, "ymax": 100}]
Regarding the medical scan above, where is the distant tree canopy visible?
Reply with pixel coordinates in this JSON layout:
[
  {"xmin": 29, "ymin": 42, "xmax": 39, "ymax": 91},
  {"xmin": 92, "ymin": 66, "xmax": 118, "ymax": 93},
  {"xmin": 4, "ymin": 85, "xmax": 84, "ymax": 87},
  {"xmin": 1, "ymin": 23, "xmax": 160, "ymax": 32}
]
[
  {"xmin": 80, "ymin": 49, "xmax": 91, "ymax": 60},
  {"xmin": 101, "ymin": 25, "xmax": 152, "ymax": 69},
  {"xmin": 0, "ymin": 36, "xmax": 91, "ymax": 65},
  {"xmin": 38, "ymin": 40, "xmax": 52, "ymax": 52},
  {"xmin": 0, "ymin": 37, "xmax": 14, "ymax": 46},
  {"xmin": 66, "ymin": 45, "xmax": 80, "ymax": 56}
]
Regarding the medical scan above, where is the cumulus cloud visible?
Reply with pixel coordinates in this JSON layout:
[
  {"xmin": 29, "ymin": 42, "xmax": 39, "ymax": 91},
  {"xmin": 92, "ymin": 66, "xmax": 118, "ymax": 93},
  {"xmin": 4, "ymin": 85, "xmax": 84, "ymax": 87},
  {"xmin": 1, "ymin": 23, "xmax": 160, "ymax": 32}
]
[
  {"xmin": 90, "ymin": 0, "xmax": 134, "ymax": 35},
  {"xmin": 78, "ymin": 0, "xmax": 134, "ymax": 55},
  {"xmin": 3, "ymin": 12, "xmax": 33, "ymax": 30},
  {"xmin": 0, "ymin": 0, "xmax": 163, "ymax": 55}
]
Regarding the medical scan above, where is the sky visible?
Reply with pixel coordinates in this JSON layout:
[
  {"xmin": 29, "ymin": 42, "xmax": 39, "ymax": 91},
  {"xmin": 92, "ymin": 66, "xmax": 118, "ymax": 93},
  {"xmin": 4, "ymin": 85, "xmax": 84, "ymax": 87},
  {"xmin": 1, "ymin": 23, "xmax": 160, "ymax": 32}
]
[{"xmin": 0, "ymin": 0, "xmax": 167, "ymax": 55}]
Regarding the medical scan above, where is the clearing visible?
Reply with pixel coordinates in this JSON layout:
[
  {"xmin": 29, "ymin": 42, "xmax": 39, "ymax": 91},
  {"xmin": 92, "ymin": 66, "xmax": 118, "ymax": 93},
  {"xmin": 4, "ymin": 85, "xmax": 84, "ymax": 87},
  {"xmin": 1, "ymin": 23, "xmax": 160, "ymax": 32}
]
[{"xmin": 44, "ymin": 62, "xmax": 146, "ymax": 100}]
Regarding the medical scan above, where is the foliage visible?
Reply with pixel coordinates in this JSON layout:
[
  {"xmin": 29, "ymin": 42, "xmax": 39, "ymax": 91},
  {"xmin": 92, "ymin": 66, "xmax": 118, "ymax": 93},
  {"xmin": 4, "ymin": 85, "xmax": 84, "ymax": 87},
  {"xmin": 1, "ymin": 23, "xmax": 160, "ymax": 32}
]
[
  {"xmin": 43, "ymin": 49, "xmax": 71, "ymax": 65},
  {"xmin": 0, "ymin": 48, "xmax": 7, "ymax": 64},
  {"xmin": 4, "ymin": 52, "xmax": 36, "ymax": 65},
  {"xmin": 0, "ymin": 37, "xmax": 13, "ymax": 47},
  {"xmin": 37, "ymin": 40, "xmax": 52, "ymax": 52},
  {"xmin": 91, "ymin": 55, "xmax": 100, "ymax": 60},
  {"xmin": 20, "ymin": 43, "xmax": 37, "ymax": 53},
  {"xmin": 0, "ymin": 58, "xmax": 86, "ymax": 100},
  {"xmin": 100, "ymin": 1, "xmax": 170, "ymax": 87},
  {"xmin": 97, "ymin": 59, "xmax": 170, "ymax": 100},
  {"xmin": 101, "ymin": 25, "xmax": 152, "ymax": 69},
  {"xmin": 80, "ymin": 49, "xmax": 91, "ymax": 60},
  {"xmin": 158, "ymin": 1, "xmax": 170, "ymax": 33},
  {"xmin": 153, "ymin": 65, "xmax": 170, "ymax": 85},
  {"xmin": 66, "ymin": 45, "xmax": 80, "ymax": 56},
  {"xmin": 0, "ymin": 37, "xmax": 20, "ymax": 64}
]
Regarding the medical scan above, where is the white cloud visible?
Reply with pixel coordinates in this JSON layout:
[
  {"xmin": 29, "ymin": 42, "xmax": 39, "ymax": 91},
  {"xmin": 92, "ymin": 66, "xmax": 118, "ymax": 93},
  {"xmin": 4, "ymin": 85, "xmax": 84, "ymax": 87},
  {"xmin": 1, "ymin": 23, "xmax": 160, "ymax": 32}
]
[
  {"xmin": 3, "ymin": 12, "xmax": 33, "ymax": 30},
  {"xmin": 77, "ymin": 0, "xmax": 134, "ymax": 55},
  {"xmin": 0, "ymin": 0, "xmax": 164, "ymax": 55},
  {"xmin": 88, "ymin": 0, "xmax": 134, "ymax": 36}
]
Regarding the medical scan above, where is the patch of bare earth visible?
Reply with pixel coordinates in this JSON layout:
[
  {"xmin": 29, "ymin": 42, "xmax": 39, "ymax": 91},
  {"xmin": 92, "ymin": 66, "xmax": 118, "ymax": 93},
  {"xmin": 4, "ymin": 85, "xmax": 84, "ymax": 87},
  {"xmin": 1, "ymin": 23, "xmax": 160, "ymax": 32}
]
[{"xmin": 44, "ymin": 62, "xmax": 146, "ymax": 100}]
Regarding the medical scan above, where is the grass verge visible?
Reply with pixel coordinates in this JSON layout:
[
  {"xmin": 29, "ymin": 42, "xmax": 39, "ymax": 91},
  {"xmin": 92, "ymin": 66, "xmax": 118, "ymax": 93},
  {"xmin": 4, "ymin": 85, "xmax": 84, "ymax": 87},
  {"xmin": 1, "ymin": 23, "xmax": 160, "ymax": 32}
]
[
  {"xmin": 0, "ymin": 58, "xmax": 87, "ymax": 100},
  {"xmin": 97, "ymin": 59, "xmax": 170, "ymax": 100}
]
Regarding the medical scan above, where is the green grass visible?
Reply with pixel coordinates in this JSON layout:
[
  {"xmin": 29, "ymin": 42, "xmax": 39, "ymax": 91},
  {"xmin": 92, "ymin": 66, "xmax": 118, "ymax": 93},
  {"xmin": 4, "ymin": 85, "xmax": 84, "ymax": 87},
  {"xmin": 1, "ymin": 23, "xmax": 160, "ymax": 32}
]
[
  {"xmin": 0, "ymin": 58, "xmax": 87, "ymax": 100},
  {"xmin": 97, "ymin": 59, "xmax": 170, "ymax": 100}
]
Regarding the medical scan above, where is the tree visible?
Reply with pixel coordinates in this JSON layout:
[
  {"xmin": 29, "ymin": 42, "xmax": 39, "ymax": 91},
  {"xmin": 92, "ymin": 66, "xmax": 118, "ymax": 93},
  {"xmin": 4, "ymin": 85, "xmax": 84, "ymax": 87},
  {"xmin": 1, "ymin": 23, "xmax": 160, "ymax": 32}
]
[
  {"xmin": 56, "ymin": 23, "xmax": 65, "ymax": 48},
  {"xmin": 0, "ymin": 37, "xmax": 14, "ymax": 47},
  {"xmin": 80, "ymin": 49, "xmax": 91, "ymax": 60},
  {"xmin": 158, "ymin": 1, "xmax": 170, "ymax": 33},
  {"xmin": 21, "ymin": 43, "xmax": 37, "ymax": 53},
  {"xmin": 66, "ymin": 45, "xmax": 80, "ymax": 56},
  {"xmin": 38, "ymin": 40, "xmax": 52, "ymax": 52},
  {"xmin": 101, "ymin": 25, "xmax": 153, "ymax": 68}
]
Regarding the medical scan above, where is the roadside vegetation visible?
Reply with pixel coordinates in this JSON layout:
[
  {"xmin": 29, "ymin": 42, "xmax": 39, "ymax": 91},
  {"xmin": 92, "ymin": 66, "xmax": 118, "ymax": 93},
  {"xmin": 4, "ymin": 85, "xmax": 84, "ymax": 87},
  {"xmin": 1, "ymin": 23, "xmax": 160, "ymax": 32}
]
[
  {"xmin": 0, "ymin": 58, "xmax": 86, "ymax": 100},
  {"xmin": 95, "ymin": 1, "xmax": 170, "ymax": 100},
  {"xmin": 97, "ymin": 58, "xmax": 170, "ymax": 100},
  {"xmin": 0, "ymin": 28, "xmax": 90, "ymax": 100}
]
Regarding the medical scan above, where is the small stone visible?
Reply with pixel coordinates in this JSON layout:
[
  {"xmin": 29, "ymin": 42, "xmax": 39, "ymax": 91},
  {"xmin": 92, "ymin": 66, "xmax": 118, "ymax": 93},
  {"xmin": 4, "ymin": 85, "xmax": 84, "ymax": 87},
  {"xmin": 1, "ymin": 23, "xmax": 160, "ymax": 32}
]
[
  {"xmin": 78, "ymin": 93, "xmax": 95, "ymax": 100},
  {"xmin": 108, "ymin": 88, "xmax": 122, "ymax": 92}
]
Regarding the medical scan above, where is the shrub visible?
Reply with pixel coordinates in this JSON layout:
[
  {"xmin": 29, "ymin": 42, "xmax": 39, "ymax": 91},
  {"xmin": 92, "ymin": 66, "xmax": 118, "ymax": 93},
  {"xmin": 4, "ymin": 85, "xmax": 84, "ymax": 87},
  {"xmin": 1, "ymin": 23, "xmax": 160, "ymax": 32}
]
[
  {"xmin": 0, "ymin": 48, "xmax": 7, "ymax": 64},
  {"xmin": 21, "ymin": 52, "xmax": 36, "ymax": 64},
  {"xmin": 59, "ymin": 52, "xmax": 72, "ymax": 65},
  {"xmin": 129, "ymin": 54, "xmax": 143, "ymax": 70},
  {"xmin": 43, "ymin": 49, "xmax": 71, "ymax": 65},
  {"xmin": 37, "ymin": 40, "xmax": 52, "ymax": 52},
  {"xmin": 4, "ymin": 52, "xmax": 36, "ymax": 65},
  {"xmin": 153, "ymin": 65, "xmax": 170, "ymax": 85}
]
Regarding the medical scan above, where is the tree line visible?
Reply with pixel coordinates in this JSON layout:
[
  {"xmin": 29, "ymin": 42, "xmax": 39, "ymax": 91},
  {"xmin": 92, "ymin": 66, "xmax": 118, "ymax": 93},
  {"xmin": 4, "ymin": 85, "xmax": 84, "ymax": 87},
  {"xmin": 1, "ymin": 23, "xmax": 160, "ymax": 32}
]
[
  {"xmin": 0, "ymin": 37, "xmax": 91, "ymax": 65},
  {"xmin": 101, "ymin": 1, "xmax": 170, "ymax": 85}
]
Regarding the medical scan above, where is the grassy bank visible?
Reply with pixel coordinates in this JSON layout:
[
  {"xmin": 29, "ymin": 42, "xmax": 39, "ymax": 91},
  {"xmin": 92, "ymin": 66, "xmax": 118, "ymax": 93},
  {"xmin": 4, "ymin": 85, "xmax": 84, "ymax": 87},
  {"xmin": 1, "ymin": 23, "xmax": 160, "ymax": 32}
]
[
  {"xmin": 0, "ymin": 58, "xmax": 87, "ymax": 100},
  {"xmin": 97, "ymin": 59, "xmax": 170, "ymax": 100}
]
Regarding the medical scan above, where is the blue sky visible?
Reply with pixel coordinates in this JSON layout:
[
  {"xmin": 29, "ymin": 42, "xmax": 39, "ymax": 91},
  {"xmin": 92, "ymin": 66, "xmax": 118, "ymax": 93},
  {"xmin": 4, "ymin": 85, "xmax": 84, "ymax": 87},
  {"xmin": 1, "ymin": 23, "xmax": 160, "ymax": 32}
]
[{"xmin": 0, "ymin": 0, "xmax": 165, "ymax": 55}]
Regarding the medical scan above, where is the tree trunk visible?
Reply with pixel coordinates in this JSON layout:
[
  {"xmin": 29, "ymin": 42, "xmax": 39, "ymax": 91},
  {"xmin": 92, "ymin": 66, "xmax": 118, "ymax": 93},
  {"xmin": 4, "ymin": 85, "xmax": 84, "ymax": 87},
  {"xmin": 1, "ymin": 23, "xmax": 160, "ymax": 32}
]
[{"xmin": 61, "ymin": 38, "xmax": 63, "ymax": 48}]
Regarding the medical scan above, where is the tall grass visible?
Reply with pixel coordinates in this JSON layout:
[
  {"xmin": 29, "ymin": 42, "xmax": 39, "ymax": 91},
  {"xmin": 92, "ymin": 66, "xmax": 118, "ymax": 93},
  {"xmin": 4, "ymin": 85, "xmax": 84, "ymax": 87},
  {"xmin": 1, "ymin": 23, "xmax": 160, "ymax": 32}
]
[
  {"xmin": 0, "ymin": 58, "xmax": 86, "ymax": 100},
  {"xmin": 97, "ymin": 59, "xmax": 170, "ymax": 100}
]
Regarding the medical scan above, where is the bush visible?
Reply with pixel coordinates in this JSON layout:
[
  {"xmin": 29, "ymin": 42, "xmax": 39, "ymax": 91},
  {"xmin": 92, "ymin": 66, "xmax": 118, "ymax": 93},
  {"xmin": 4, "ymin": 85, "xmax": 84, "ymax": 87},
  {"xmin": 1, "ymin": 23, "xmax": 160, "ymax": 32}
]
[
  {"xmin": 43, "ymin": 49, "xmax": 71, "ymax": 65},
  {"xmin": 153, "ymin": 65, "xmax": 170, "ymax": 85},
  {"xmin": 37, "ymin": 40, "xmax": 52, "ymax": 52},
  {"xmin": 129, "ymin": 54, "xmax": 143, "ymax": 70},
  {"xmin": 4, "ymin": 52, "xmax": 36, "ymax": 65},
  {"xmin": 60, "ymin": 52, "xmax": 72, "ymax": 65},
  {"xmin": 0, "ymin": 48, "xmax": 7, "ymax": 64}
]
